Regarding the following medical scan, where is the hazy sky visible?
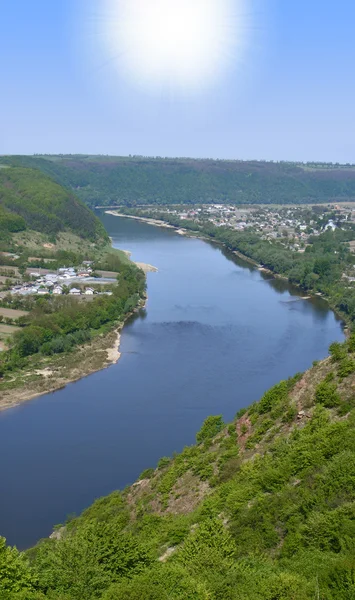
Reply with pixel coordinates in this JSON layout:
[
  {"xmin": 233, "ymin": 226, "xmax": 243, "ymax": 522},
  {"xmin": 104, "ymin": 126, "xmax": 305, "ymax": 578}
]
[{"xmin": 2, "ymin": 0, "xmax": 355, "ymax": 162}]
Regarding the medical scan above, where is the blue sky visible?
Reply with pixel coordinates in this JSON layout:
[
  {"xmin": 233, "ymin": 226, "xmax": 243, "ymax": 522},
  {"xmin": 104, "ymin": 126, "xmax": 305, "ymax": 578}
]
[{"xmin": 1, "ymin": 0, "xmax": 355, "ymax": 162}]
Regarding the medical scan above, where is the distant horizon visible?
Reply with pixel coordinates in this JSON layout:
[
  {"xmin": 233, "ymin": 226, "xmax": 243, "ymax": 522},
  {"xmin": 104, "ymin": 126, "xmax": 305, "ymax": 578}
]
[{"xmin": 2, "ymin": 153, "xmax": 355, "ymax": 167}]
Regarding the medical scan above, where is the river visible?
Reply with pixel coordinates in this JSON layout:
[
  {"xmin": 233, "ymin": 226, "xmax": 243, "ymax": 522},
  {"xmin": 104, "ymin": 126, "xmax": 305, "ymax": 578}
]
[{"xmin": 0, "ymin": 214, "xmax": 345, "ymax": 549}]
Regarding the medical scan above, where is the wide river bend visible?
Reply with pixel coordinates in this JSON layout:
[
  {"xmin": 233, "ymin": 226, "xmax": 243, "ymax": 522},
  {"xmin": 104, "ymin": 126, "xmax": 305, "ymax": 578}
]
[{"xmin": 0, "ymin": 215, "xmax": 344, "ymax": 548}]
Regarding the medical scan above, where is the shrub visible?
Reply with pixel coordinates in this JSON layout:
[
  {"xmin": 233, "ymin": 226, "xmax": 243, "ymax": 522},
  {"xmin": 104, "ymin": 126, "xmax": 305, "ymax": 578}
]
[
  {"xmin": 179, "ymin": 518, "xmax": 236, "ymax": 567},
  {"xmin": 0, "ymin": 537, "xmax": 34, "ymax": 595},
  {"xmin": 282, "ymin": 404, "xmax": 298, "ymax": 424},
  {"xmin": 102, "ymin": 565, "xmax": 207, "ymax": 600},
  {"xmin": 338, "ymin": 401, "xmax": 355, "ymax": 416},
  {"xmin": 257, "ymin": 381, "xmax": 289, "ymax": 415},
  {"xmin": 315, "ymin": 380, "xmax": 340, "ymax": 408},
  {"xmin": 227, "ymin": 423, "xmax": 236, "ymax": 436},
  {"xmin": 139, "ymin": 468, "xmax": 155, "ymax": 480},
  {"xmin": 191, "ymin": 451, "xmax": 217, "ymax": 481},
  {"xmin": 249, "ymin": 413, "xmax": 258, "ymax": 426},
  {"xmin": 157, "ymin": 457, "xmax": 171, "ymax": 470},
  {"xmin": 236, "ymin": 407, "xmax": 247, "ymax": 419},
  {"xmin": 217, "ymin": 456, "xmax": 240, "ymax": 483},
  {"xmin": 329, "ymin": 341, "xmax": 347, "ymax": 362},
  {"xmin": 337, "ymin": 357, "xmax": 355, "ymax": 379},
  {"xmin": 196, "ymin": 416, "xmax": 224, "ymax": 444}
]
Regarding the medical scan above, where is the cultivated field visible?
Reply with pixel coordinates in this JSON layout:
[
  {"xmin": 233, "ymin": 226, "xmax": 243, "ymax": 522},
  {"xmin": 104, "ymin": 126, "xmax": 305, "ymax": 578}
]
[
  {"xmin": 0, "ymin": 324, "xmax": 20, "ymax": 335},
  {"xmin": 0, "ymin": 266, "xmax": 20, "ymax": 276},
  {"xmin": 95, "ymin": 270, "xmax": 120, "ymax": 278},
  {"xmin": 0, "ymin": 307, "xmax": 28, "ymax": 318},
  {"xmin": 25, "ymin": 267, "xmax": 52, "ymax": 276}
]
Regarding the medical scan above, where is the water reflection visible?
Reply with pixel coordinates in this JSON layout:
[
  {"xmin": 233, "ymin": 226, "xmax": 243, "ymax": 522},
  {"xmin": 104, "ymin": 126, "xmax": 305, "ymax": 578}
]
[{"xmin": 0, "ymin": 215, "xmax": 345, "ymax": 549}]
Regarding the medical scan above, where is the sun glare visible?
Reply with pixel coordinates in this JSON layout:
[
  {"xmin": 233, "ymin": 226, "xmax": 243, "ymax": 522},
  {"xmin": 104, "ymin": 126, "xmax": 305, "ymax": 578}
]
[{"xmin": 100, "ymin": 0, "xmax": 248, "ymax": 94}]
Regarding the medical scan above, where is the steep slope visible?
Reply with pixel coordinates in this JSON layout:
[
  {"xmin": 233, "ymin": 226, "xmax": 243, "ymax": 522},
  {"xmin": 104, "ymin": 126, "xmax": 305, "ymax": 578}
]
[
  {"xmin": 2, "ymin": 155, "xmax": 355, "ymax": 207},
  {"xmin": 1, "ymin": 338, "xmax": 355, "ymax": 599},
  {"xmin": 0, "ymin": 166, "xmax": 107, "ymax": 241}
]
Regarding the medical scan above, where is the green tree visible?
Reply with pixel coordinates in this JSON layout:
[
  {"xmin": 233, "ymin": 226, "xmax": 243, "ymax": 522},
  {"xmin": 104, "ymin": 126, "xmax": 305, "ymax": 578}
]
[
  {"xmin": 196, "ymin": 416, "xmax": 224, "ymax": 444},
  {"xmin": 0, "ymin": 537, "xmax": 34, "ymax": 596}
]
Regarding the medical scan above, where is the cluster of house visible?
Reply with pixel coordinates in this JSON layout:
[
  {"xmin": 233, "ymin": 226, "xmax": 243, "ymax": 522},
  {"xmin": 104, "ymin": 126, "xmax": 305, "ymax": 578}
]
[
  {"xmin": 10, "ymin": 263, "xmax": 105, "ymax": 297},
  {"xmin": 163, "ymin": 206, "xmax": 343, "ymax": 245}
]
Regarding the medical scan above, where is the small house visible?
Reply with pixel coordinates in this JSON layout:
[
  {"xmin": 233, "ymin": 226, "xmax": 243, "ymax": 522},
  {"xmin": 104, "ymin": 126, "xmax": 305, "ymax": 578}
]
[
  {"xmin": 69, "ymin": 287, "xmax": 81, "ymax": 296},
  {"xmin": 324, "ymin": 220, "xmax": 336, "ymax": 232}
]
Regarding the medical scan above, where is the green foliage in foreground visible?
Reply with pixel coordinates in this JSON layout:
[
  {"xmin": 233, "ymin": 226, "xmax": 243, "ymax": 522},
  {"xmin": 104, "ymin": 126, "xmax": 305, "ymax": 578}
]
[{"xmin": 2, "ymin": 339, "xmax": 355, "ymax": 599}]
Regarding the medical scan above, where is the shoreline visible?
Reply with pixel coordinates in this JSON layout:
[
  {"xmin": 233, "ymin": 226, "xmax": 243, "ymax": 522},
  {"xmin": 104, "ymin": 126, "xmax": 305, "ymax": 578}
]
[
  {"xmin": 0, "ymin": 325, "xmax": 124, "ymax": 412},
  {"xmin": 106, "ymin": 210, "xmax": 349, "ymax": 330},
  {"xmin": 105, "ymin": 211, "xmax": 177, "ymax": 231},
  {"xmin": 2, "ymin": 212, "xmax": 347, "ymax": 411},
  {"xmin": 0, "ymin": 297, "xmax": 147, "ymax": 412},
  {"xmin": 0, "ymin": 213, "xmax": 159, "ymax": 411}
]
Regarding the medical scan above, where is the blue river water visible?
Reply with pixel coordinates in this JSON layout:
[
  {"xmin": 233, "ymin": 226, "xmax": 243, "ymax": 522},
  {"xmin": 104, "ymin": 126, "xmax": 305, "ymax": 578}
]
[{"xmin": 0, "ymin": 215, "xmax": 344, "ymax": 548}]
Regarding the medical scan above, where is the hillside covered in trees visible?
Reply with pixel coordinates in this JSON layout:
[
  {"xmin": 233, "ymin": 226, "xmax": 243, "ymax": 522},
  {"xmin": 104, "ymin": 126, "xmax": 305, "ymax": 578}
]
[
  {"xmin": 1, "ymin": 334, "xmax": 355, "ymax": 599},
  {"xmin": 2, "ymin": 155, "xmax": 355, "ymax": 207},
  {"xmin": 0, "ymin": 166, "xmax": 108, "ymax": 241}
]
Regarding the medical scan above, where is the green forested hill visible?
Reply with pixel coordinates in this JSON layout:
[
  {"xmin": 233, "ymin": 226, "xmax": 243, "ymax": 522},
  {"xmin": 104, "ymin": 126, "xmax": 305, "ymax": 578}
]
[
  {"xmin": 2, "ymin": 155, "xmax": 355, "ymax": 207},
  {"xmin": 0, "ymin": 166, "xmax": 107, "ymax": 241},
  {"xmin": 1, "ymin": 338, "xmax": 355, "ymax": 599}
]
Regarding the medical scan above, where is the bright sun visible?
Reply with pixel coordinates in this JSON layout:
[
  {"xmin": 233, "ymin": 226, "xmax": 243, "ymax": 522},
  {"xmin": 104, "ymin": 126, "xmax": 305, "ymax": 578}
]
[{"xmin": 101, "ymin": 0, "xmax": 248, "ymax": 93}]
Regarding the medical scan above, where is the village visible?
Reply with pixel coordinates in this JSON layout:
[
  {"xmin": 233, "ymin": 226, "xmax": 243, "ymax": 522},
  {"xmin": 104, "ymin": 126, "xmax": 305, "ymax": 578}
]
[
  {"xmin": 0, "ymin": 261, "xmax": 119, "ymax": 351},
  {"xmin": 143, "ymin": 202, "xmax": 355, "ymax": 250},
  {"xmin": 1, "ymin": 262, "xmax": 117, "ymax": 298}
]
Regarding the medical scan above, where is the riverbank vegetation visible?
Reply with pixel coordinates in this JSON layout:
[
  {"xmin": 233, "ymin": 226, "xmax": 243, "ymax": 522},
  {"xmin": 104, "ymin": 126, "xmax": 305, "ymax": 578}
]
[
  {"xmin": 1, "ymin": 335, "xmax": 355, "ymax": 599},
  {"xmin": 119, "ymin": 207, "xmax": 355, "ymax": 326},
  {"xmin": 2, "ymin": 155, "xmax": 355, "ymax": 207},
  {"xmin": 0, "ymin": 167, "xmax": 146, "ymax": 400},
  {"xmin": 0, "ymin": 258, "xmax": 146, "ymax": 387},
  {"xmin": 1, "ymin": 166, "xmax": 355, "ymax": 598}
]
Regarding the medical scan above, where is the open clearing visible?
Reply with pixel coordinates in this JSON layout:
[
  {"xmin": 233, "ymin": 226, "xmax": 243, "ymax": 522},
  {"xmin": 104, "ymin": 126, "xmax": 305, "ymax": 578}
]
[
  {"xmin": 28, "ymin": 257, "xmax": 57, "ymax": 262},
  {"xmin": 25, "ymin": 267, "xmax": 52, "ymax": 276},
  {"xmin": 0, "ymin": 307, "xmax": 28, "ymax": 318},
  {"xmin": 96, "ymin": 270, "xmax": 119, "ymax": 278},
  {"xmin": 0, "ymin": 324, "xmax": 20, "ymax": 335},
  {"xmin": 0, "ymin": 266, "xmax": 20, "ymax": 276}
]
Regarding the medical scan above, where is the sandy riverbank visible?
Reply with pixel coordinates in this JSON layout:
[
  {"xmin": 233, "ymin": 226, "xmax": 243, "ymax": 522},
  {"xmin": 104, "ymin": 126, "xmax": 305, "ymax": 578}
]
[
  {"xmin": 0, "ymin": 295, "xmax": 147, "ymax": 412},
  {"xmin": 0, "ymin": 325, "xmax": 123, "ymax": 411},
  {"xmin": 135, "ymin": 262, "xmax": 158, "ymax": 273},
  {"xmin": 105, "ymin": 329, "xmax": 122, "ymax": 364},
  {"xmin": 105, "ymin": 211, "xmax": 176, "ymax": 231}
]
